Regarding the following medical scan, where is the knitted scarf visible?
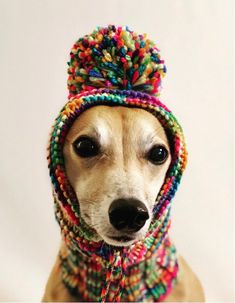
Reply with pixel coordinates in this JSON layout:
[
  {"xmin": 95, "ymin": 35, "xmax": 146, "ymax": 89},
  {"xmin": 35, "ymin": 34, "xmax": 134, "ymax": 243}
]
[{"xmin": 47, "ymin": 26, "xmax": 187, "ymax": 302}]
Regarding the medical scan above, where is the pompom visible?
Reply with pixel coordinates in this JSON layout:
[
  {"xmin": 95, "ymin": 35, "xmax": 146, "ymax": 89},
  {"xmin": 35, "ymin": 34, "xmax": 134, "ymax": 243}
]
[{"xmin": 67, "ymin": 25, "xmax": 166, "ymax": 98}]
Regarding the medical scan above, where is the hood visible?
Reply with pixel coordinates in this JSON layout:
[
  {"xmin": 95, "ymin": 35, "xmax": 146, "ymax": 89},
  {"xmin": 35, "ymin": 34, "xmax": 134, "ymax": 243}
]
[{"xmin": 47, "ymin": 25, "xmax": 187, "ymax": 261}]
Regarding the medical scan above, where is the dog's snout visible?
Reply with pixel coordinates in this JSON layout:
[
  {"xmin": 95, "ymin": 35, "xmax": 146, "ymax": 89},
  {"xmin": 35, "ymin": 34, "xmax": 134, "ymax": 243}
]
[{"xmin": 108, "ymin": 198, "xmax": 149, "ymax": 232}]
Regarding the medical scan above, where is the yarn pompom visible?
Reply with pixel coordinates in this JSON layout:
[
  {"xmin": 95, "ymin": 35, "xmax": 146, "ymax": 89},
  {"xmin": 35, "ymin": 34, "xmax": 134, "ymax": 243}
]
[{"xmin": 67, "ymin": 25, "xmax": 166, "ymax": 98}]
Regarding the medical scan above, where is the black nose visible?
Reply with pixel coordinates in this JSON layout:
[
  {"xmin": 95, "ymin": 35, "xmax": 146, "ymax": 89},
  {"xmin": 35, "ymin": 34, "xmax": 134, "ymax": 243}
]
[{"xmin": 108, "ymin": 198, "xmax": 149, "ymax": 232}]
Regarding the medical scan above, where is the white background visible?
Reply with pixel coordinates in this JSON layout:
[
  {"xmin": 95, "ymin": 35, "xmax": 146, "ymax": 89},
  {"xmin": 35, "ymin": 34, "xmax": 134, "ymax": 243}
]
[{"xmin": 0, "ymin": 0, "xmax": 234, "ymax": 301}]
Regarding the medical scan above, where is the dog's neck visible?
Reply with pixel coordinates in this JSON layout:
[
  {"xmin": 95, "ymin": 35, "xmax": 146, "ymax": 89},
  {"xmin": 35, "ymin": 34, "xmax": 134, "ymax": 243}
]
[
  {"xmin": 59, "ymin": 235, "xmax": 178, "ymax": 302},
  {"xmin": 54, "ymin": 196, "xmax": 179, "ymax": 302}
]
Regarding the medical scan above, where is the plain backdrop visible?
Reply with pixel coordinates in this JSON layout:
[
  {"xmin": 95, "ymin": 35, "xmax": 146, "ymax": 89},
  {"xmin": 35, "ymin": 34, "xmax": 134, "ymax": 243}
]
[{"xmin": 0, "ymin": 0, "xmax": 234, "ymax": 301}]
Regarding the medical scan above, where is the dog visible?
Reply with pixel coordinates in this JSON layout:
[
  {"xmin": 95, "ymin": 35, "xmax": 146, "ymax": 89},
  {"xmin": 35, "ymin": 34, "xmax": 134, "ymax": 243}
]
[{"xmin": 42, "ymin": 105, "xmax": 205, "ymax": 302}]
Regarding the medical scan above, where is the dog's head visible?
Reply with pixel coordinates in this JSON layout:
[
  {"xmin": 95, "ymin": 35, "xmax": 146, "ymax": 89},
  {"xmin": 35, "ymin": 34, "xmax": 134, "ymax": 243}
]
[{"xmin": 63, "ymin": 105, "xmax": 171, "ymax": 246}]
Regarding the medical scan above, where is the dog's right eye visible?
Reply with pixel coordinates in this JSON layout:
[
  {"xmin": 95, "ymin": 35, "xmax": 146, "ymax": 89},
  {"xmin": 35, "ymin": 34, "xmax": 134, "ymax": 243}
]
[{"xmin": 73, "ymin": 136, "xmax": 100, "ymax": 158}]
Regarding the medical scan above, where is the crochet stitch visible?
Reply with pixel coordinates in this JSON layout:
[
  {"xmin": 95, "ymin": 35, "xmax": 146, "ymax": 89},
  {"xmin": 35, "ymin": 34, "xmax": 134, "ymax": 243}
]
[{"xmin": 47, "ymin": 25, "xmax": 187, "ymax": 302}]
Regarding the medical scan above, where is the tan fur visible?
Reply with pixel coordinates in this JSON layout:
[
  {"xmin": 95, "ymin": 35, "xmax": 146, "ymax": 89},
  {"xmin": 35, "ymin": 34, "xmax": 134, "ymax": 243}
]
[{"xmin": 43, "ymin": 106, "xmax": 205, "ymax": 301}]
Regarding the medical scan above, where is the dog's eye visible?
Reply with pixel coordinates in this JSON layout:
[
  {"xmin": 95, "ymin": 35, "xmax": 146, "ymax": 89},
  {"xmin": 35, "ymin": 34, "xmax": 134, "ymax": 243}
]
[
  {"xmin": 147, "ymin": 145, "xmax": 168, "ymax": 165},
  {"xmin": 73, "ymin": 136, "xmax": 100, "ymax": 158}
]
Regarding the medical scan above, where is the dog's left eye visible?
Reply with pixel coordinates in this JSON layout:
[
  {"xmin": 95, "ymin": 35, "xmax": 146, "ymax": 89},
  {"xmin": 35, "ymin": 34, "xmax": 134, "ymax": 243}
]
[
  {"xmin": 147, "ymin": 145, "xmax": 168, "ymax": 165},
  {"xmin": 73, "ymin": 136, "xmax": 100, "ymax": 158}
]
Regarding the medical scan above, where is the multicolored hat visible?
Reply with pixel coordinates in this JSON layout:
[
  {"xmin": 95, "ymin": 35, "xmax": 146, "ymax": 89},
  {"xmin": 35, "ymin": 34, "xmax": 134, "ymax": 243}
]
[{"xmin": 47, "ymin": 25, "xmax": 187, "ymax": 302}]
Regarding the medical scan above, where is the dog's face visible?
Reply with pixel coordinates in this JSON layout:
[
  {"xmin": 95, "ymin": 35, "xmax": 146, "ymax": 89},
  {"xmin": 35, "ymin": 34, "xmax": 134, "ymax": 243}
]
[{"xmin": 63, "ymin": 105, "xmax": 171, "ymax": 246}]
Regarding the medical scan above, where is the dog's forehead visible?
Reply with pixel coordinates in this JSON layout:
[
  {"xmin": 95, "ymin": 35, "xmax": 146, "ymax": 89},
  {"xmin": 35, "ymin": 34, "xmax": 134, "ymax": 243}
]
[{"xmin": 65, "ymin": 105, "xmax": 168, "ymax": 143}]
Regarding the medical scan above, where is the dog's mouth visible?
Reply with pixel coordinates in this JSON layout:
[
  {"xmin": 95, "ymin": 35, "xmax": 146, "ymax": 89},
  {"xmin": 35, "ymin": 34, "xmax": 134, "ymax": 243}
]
[
  {"xmin": 110, "ymin": 235, "xmax": 135, "ymax": 242},
  {"xmin": 102, "ymin": 234, "xmax": 136, "ymax": 246}
]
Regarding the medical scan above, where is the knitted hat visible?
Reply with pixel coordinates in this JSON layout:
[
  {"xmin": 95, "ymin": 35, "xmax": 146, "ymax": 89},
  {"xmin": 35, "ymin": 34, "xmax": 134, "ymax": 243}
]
[{"xmin": 47, "ymin": 25, "xmax": 187, "ymax": 302}]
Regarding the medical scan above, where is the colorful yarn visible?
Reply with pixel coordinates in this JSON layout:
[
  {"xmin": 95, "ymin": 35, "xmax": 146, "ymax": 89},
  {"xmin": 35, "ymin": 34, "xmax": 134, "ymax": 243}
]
[
  {"xmin": 47, "ymin": 26, "xmax": 187, "ymax": 302},
  {"xmin": 67, "ymin": 25, "xmax": 166, "ymax": 98}
]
